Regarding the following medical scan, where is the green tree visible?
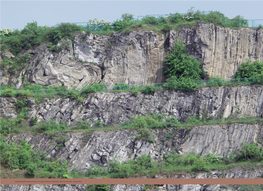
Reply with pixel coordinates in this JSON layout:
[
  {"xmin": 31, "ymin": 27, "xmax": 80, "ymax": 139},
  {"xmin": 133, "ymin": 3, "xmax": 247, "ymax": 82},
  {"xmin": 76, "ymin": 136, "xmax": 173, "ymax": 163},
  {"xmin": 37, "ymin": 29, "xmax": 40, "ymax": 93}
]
[{"xmin": 163, "ymin": 40, "xmax": 206, "ymax": 80}]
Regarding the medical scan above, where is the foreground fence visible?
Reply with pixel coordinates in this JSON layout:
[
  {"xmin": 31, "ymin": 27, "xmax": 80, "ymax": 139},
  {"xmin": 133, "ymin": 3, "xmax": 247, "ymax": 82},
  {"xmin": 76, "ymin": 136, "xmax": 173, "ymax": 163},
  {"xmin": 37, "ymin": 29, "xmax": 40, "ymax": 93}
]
[{"xmin": 1, "ymin": 77, "xmax": 263, "ymax": 96}]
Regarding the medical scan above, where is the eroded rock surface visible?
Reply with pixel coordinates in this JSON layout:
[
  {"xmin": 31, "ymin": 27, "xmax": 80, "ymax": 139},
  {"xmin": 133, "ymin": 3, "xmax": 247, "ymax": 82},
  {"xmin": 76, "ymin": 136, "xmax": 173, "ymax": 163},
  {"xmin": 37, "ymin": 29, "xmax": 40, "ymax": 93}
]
[
  {"xmin": 5, "ymin": 123, "xmax": 262, "ymax": 171},
  {"xmin": 2, "ymin": 24, "xmax": 262, "ymax": 88},
  {"xmin": 170, "ymin": 23, "xmax": 263, "ymax": 79},
  {"xmin": 74, "ymin": 31, "xmax": 165, "ymax": 86},
  {"xmin": 1, "ymin": 86, "xmax": 263, "ymax": 126}
]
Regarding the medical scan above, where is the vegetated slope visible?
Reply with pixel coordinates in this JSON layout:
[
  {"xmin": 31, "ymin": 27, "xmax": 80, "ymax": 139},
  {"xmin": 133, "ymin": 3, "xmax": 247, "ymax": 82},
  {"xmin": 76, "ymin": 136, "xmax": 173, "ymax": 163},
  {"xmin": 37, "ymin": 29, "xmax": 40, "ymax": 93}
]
[{"xmin": 1, "ymin": 23, "xmax": 263, "ymax": 89}]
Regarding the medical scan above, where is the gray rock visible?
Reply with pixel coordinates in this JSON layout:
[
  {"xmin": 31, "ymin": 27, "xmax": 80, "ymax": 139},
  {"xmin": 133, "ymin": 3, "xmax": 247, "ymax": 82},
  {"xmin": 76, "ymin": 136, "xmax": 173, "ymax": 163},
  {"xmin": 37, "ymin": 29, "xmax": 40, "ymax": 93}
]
[
  {"xmin": 2, "ymin": 85, "xmax": 263, "ymax": 126},
  {"xmin": 5, "ymin": 123, "xmax": 262, "ymax": 172},
  {"xmin": 169, "ymin": 23, "xmax": 263, "ymax": 79}
]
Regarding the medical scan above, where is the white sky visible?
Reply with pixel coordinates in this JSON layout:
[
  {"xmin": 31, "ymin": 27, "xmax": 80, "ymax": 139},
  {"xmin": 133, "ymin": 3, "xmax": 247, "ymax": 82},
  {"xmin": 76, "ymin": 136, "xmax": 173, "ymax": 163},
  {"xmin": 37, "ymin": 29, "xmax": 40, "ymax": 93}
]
[{"xmin": 1, "ymin": 0, "xmax": 263, "ymax": 30}]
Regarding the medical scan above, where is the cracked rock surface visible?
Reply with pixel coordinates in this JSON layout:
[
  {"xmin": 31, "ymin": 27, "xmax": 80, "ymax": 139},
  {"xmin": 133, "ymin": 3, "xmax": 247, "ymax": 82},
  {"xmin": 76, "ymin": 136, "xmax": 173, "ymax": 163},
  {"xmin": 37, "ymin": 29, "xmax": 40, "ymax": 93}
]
[
  {"xmin": 170, "ymin": 23, "xmax": 263, "ymax": 79},
  {"xmin": 2, "ymin": 24, "xmax": 262, "ymax": 88},
  {"xmin": 5, "ymin": 123, "xmax": 262, "ymax": 171},
  {"xmin": 2, "ymin": 85, "xmax": 263, "ymax": 126}
]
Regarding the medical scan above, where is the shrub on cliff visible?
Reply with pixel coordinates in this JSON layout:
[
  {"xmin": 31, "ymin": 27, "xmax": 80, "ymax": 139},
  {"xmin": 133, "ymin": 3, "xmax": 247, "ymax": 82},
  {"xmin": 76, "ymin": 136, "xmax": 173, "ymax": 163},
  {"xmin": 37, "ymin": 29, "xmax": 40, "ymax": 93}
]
[
  {"xmin": 237, "ymin": 143, "xmax": 263, "ymax": 161},
  {"xmin": 43, "ymin": 23, "xmax": 83, "ymax": 44},
  {"xmin": 80, "ymin": 83, "xmax": 106, "ymax": 96},
  {"xmin": 112, "ymin": 13, "xmax": 136, "ymax": 31},
  {"xmin": 235, "ymin": 59, "xmax": 263, "ymax": 79},
  {"xmin": 163, "ymin": 40, "xmax": 206, "ymax": 80},
  {"xmin": 2, "ymin": 22, "xmax": 43, "ymax": 55}
]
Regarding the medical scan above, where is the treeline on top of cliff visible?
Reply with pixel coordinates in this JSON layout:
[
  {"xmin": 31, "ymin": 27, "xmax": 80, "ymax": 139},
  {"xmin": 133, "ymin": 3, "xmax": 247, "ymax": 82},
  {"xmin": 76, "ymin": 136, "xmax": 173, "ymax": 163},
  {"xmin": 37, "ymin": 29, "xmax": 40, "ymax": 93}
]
[{"xmin": 0, "ymin": 8, "xmax": 257, "ymax": 57}]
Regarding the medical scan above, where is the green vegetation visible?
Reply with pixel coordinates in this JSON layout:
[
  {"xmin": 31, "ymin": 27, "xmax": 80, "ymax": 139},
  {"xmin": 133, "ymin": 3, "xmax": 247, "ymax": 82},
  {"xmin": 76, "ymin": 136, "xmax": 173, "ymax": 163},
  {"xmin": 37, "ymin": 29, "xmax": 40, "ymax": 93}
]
[
  {"xmin": 2, "ymin": 107, "xmax": 263, "ymax": 139},
  {"xmin": 235, "ymin": 59, "xmax": 263, "ymax": 79},
  {"xmin": 0, "ymin": 22, "xmax": 83, "ymax": 56},
  {"xmin": 93, "ymin": 8, "xmax": 250, "ymax": 35},
  {"xmin": 0, "ymin": 138, "xmax": 71, "ymax": 178},
  {"xmin": 1, "ymin": 130, "xmax": 263, "ymax": 179},
  {"xmin": 1, "ymin": 102, "xmax": 263, "ymax": 179},
  {"xmin": 163, "ymin": 40, "xmax": 206, "ymax": 80},
  {"xmin": 3, "ymin": 76, "xmax": 263, "ymax": 103},
  {"xmin": 85, "ymin": 185, "xmax": 110, "ymax": 191},
  {"xmin": 0, "ymin": 8, "xmax": 253, "ymax": 71},
  {"xmin": 238, "ymin": 184, "xmax": 263, "ymax": 191},
  {"xmin": 0, "ymin": 52, "xmax": 32, "ymax": 76}
]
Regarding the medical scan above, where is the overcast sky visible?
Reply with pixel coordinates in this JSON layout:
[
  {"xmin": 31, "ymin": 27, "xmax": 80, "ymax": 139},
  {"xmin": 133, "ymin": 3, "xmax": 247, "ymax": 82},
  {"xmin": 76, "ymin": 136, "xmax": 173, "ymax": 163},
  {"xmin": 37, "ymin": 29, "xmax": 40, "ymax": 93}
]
[{"xmin": 1, "ymin": 0, "xmax": 263, "ymax": 30}]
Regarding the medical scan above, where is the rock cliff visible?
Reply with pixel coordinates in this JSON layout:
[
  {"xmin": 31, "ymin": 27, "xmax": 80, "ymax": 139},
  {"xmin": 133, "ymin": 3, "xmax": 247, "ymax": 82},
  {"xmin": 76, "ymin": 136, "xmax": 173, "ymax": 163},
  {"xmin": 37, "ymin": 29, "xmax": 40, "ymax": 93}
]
[
  {"xmin": 5, "ymin": 123, "xmax": 262, "ymax": 172},
  {"xmin": 1, "ymin": 25, "xmax": 263, "ymax": 190},
  {"xmin": 170, "ymin": 23, "xmax": 263, "ymax": 79},
  {"xmin": 1, "ymin": 24, "xmax": 262, "ymax": 89},
  {"xmin": 0, "ymin": 31, "xmax": 165, "ymax": 89},
  {"xmin": 1, "ymin": 85, "xmax": 263, "ymax": 126}
]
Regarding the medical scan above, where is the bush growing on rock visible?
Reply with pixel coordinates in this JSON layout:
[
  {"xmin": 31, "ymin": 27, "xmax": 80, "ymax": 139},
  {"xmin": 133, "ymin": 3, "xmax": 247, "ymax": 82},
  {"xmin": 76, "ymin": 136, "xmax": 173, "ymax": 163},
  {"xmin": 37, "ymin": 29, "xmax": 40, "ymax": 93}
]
[
  {"xmin": 141, "ymin": 16, "xmax": 160, "ymax": 25},
  {"xmin": 1, "ymin": 89, "xmax": 16, "ymax": 97},
  {"xmin": 112, "ymin": 13, "xmax": 136, "ymax": 31},
  {"xmin": 237, "ymin": 143, "xmax": 263, "ymax": 161},
  {"xmin": 34, "ymin": 119, "xmax": 68, "ymax": 133},
  {"xmin": 43, "ymin": 23, "xmax": 83, "ymax": 44},
  {"xmin": 235, "ymin": 59, "xmax": 263, "ymax": 79},
  {"xmin": 0, "ymin": 138, "xmax": 72, "ymax": 178},
  {"xmin": 163, "ymin": 40, "xmax": 206, "ymax": 80}
]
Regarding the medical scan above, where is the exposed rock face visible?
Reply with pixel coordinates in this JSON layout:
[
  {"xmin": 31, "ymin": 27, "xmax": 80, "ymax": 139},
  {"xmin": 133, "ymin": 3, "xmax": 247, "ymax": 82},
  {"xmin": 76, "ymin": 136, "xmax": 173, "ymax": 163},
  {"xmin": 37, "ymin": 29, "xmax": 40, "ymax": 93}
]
[
  {"xmin": 74, "ymin": 31, "xmax": 165, "ymax": 86},
  {"xmin": 5, "ymin": 123, "xmax": 262, "ymax": 171},
  {"xmin": 24, "ymin": 40, "xmax": 102, "ymax": 89},
  {"xmin": 0, "ymin": 50, "xmax": 15, "ymax": 86},
  {"xmin": 0, "ymin": 40, "xmax": 102, "ymax": 89},
  {"xmin": 1, "ymin": 25, "xmax": 262, "ymax": 88},
  {"xmin": 0, "ymin": 31, "xmax": 165, "ymax": 89},
  {"xmin": 1, "ymin": 85, "xmax": 263, "ymax": 126},
  {"xmin": 1, "ymin": 166, "xmax": 263, "ymax": 191},
  {"xmin": 0, "ymin": 97, "xmax": 17, "ymax": 119},
  {"xmin": 170, "ymin": 23, "xmax": 263, "ymax": 79}
]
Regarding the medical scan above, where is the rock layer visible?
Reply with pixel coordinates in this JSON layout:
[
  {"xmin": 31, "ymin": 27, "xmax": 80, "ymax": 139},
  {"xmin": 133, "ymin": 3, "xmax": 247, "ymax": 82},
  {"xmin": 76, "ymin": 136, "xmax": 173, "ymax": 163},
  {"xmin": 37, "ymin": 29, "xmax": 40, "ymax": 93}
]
[
  {"xmin": 2, "ymin": 25, "xmax": 262, "ymax": 88},
  {"xmin": 73, "ymin": 31, "xmax": 165, "ymax": 86},
  {"xmin": 1, "ymin": 85, "xmax": 263, "ymax": 126},
  {"xmin": 170, "ymin": 23, "xmax": 263, "ymax": 79},
  {"xmin": 5, "ymin": 123, "xmax": 262, "ymax": 171}
]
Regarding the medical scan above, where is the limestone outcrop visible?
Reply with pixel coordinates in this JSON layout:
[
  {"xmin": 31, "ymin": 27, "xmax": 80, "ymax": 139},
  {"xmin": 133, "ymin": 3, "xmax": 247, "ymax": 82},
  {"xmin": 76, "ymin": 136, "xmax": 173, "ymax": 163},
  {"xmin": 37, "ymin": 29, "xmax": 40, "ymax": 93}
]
[
  {"xmin": 5, "ymin": 123, "xmax": 262, "ymax": 171},
  {"xmin": 0, "ymin": 31, "xmax": 165, "ymax": 89},
  {"xmin": 74, "ymin": 31, "xmax": 165, "ymax": 86},
  {"xmin": 170, "ymin": 23, "xmax": 263, "ymax": 79},
  {"xmin": 2, "ymin": 24, "xmax": 262, "ymax": 88},
  {"xmin": 1, "ymin": 85, "xmax": 263, "ymax": 126}
]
